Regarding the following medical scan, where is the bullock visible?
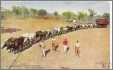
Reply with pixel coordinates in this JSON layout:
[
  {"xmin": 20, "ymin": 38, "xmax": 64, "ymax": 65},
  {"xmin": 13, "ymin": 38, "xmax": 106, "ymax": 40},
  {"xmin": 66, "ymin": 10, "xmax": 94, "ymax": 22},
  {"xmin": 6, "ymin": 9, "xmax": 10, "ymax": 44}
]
[
  {"xmin": 2, "ymin": 36, "xmax": 25, "ymax": 53},
  {"xmin": 2, "ymin": 37, "xmax": 14, "ymax": 49},
  {"xmin": 53, "ymin": 27, "xmax": 58, "ymax": 35},
  {"xmin": 51, "ymin": 26, "xmax": 61, "ymax": 36},
  {"xmin": 2, "ymin": 37, "xmax": 16, "ymax": 52},
  {"xmin": 41, "ymin": 30, "xmax": 49, "ymax": 40},
  {"xmin": 66, "ymin": 25, "xmax": 74, "ymax": 32},
  {"xmin": 59, "ymin": 27, "xmax": 68, "ymax": 34},
  {"xmin": 22, "ymin": 33, "xmax": 36, "ymax": 45},
  {"xmin": 90, "ymin": 24, "xmax": 94, "ymax": 28},
  {"xmin": 72, "ymin": 20, "xmax": 77, "ymax": 23},
  {"xmin": 85, "ymin": 24, "xmax": 89, "ymax": 28},
  {"xmin": 36, "ymin": 30, "xmax": 49, "ymax": 41},
  {"xmin": 47, "ymin": 30, "xmax": 53, "ymax": 38},
  {"xmin": 81, "ymin": 24, "xmax": 89, "ymax": 29},
  {"xmin": 51, "ymin": 27, "xmax": 58, "ymax": 36},
  {"xmin": 57, "ymin": 27, "xmax": 61, "ymax": 35},
  {"xmin": 23, "ymin": 37, "xmax": 31, "ymax": 48},
  {"xmin": 35, "ymin": 31, "xmax": 43, "ymax": 42},
  {"xmin": 72, "ymin": 24, "xmax": 81, "ymax": 30},
  {"xmin": 70, "ymin": 24, "xmax": 76, "ymax": 31},
  {"xmin": 93, "ymin": 24, "xmax": 97, "ymax": 28},
  {"xmin": 55, "ymin": 27, "xmax": 64, "ymax": 35},
  {"xmin": 12, "ymin": 36, "xmax": 25, "ymax": 53},
  {"xmin": 50, "ymin": 30, "xmax": 55, "ymax": 37},
  {"xmin": 64, "ymin": 27, "xmax": 69, "ymax": 33},
  {"xmin": 44, "ymin": 30, "xmax": 53, "ymax": 39},
  {"xmin": 79, "ymin": 24, "xmax": 85, "ymax": 29},
  {"xmin": 42, "ymin": 31, "xmax": 49, "ymax": 40}
]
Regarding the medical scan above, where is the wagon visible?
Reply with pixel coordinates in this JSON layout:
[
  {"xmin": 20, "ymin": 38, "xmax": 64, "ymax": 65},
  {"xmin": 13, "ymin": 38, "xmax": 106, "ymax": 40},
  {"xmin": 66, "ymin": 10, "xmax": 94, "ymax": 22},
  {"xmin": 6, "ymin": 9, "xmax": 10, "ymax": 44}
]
[{"xmin": 96, "ymin": 18, "xmax": 109, "ymax": 28}]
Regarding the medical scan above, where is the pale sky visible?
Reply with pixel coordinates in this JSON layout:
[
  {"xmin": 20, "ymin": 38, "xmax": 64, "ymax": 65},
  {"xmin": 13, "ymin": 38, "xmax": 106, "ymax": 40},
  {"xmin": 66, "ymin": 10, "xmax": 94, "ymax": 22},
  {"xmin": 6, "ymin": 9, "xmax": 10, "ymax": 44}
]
[{"xmin": 1, "ymin": 1, "xmax": 111, "ymax": 15}]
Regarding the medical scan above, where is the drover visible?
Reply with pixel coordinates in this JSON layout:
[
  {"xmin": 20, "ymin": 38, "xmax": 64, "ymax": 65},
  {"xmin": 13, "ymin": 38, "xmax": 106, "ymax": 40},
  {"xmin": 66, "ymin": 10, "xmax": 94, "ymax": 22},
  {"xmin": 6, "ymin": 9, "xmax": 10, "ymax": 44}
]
[
  {"xmin": 63, "ymin": 35, "xmax": 69, "ymax": 55},
  {"xmin": 74, "ymin": 40, "xmax": 80, "ymax": 57}
]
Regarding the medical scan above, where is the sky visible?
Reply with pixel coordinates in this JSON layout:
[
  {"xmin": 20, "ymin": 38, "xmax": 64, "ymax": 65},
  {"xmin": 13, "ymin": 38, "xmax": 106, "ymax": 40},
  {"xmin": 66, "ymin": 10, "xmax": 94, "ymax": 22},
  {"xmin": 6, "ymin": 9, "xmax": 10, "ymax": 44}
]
[{"xmin": 1, "ymin": 1, "xmax": 111, "ymax": 15}]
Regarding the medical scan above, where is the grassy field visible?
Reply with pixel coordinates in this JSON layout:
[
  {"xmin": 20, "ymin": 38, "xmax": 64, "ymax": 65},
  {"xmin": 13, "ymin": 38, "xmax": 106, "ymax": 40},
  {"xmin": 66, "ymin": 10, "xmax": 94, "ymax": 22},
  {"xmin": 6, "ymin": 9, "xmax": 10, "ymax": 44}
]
[{"xmin": 1, "ymin": 17, "xmax": 110, "ymax": 69}]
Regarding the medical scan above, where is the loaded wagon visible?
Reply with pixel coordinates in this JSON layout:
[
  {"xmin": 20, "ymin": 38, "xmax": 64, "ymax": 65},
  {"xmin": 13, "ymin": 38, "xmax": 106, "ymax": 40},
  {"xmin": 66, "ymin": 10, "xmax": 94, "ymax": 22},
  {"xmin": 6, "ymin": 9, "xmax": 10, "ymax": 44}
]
[{"xmin": 96, "ymin": 18, "xmax": 109, "ymax": 28}]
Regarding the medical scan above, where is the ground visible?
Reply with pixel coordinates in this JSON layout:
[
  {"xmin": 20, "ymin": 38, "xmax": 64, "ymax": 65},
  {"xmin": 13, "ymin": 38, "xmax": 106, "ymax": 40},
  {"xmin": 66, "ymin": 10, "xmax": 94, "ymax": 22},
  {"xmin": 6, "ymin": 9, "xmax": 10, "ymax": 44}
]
[{"xmin": 1, "ymin": 17, "xmax": 110, "ymax": 69}]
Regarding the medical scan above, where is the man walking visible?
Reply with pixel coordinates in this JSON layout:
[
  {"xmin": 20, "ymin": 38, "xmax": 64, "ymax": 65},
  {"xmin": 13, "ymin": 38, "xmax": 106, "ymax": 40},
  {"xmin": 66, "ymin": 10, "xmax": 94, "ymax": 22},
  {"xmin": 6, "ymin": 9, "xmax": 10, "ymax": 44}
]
[
  {"xmin": 39, "ymin": 41, "xmax": 46, "ymax": 57},
  {"xmin": 74, "ymin": 40, "xmax": 80, "ymax": 57},
  {"xmin": 63, "ymin": 35, "xmax": 69, "ymax": 56},
  {"xmin": 51, "ymin": 37, "xmax": 59, "ymax": 51}
]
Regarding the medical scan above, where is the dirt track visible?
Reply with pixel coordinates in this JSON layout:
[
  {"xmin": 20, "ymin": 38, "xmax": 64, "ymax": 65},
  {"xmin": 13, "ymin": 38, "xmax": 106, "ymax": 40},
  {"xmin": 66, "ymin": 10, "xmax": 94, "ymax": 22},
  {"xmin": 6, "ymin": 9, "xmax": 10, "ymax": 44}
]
[{"xmin": 1, "ymin": 18, "xmax": 110, "ymax": 69}]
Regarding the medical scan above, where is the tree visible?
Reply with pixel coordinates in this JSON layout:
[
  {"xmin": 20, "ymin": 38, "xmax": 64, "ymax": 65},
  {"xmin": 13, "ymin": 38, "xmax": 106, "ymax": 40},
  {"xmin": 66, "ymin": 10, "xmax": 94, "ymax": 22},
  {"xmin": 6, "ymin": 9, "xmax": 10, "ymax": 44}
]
[
  {"xmin": 2, "ymin": 9, "xmax": 12, "ymax": 17},
  {"xmin": 30, "ymin": 8, "xmax": 38, "ymax": 17},
  {"xmin": 21, "ymin": 6, "xmax": 30, "ymax": 17},
  {"xmin": 12, "ymin": 6, "xmax": 31, "ymax": 18},
  {"xmin": 53, "ymin": 11, "xmax": 59, "ymax": 19},
  {"xmin": 1, "ymin": 8, "xmax": 12, "ymax": 19},
  {"xmin": 77, "ymin": 12, "xmax": 88, "ymax": 21},
  {"xmin": 102, "ymin": 13, "xmax": 110, "ymax": 20},
  {"xmin": 54, "ymin": 11, "xmax": 58, "ymax": 16},
  {"xmin": 62, "ymin": 11, "xmax": 76, "ymax": 22},
  {"xmin": 88, "ymin": 9, "xmax": 96, "ymax": 18},
  {"xmin": 88, "ymin": 9, "xmax": 96, "ymax": 23},
  {"xmin": 38, "ymin": 9, "xmax": 47, "ymax": 17},
  {"xmin": 12, "ymin": 6, "xmax": 22, "ymax": 16}
]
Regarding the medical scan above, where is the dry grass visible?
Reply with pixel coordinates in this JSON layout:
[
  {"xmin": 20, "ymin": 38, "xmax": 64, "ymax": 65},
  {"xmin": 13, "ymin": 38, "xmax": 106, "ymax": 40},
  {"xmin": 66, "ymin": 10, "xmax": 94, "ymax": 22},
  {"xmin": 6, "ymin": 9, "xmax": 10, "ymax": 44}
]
[{"xmin": 1, "ymin": 17, "xmax": 110, "ymax": 69}]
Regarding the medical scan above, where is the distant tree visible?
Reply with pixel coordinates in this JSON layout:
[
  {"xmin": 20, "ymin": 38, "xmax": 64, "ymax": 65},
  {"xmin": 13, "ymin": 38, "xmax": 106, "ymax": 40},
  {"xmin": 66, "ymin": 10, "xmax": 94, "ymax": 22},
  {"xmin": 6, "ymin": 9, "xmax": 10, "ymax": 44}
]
[
  {"xmin": 62, "ymin": 11, "xmax": 71, "ymax": 19},
  {"xmin": 54, "ymin": 11, "xmax": 58, "ymax": 16},
  {"xmin": 88, "ymin": 9, "xmax": 97, "ymax": 23},
  {"xmin": 1, "ymin": 11, "xmax": 4, "ymax": 19},
  {"xmin": 21, "ymin": 6, "xmax": 30, "ymax": 17},
  {"xmin": 77, "ymin": 12, "xmax": 88, "ymax": 21},
  {"xmin": 30, "ymin": 8, "xmax": 38, "ymax": 17},
  {"xmin": 102, "ymin": 13, "xmax": 110, "ymax": 20},
  {"xmin": 88, "ymin": 9, "xmax": 96, "ymax": 18},
  {"xmin": 53, "ymin": 11, "xmax": 60, "ymax": 19},
  {"xmin": 12, "ymin": 6, "xmax": 31, "ymax": 18},
  {"xmin": 62, "ymin": 11, "xmax": 76, "ymax": 22},
  {"xmin": 12, "ymin": 6, "xmax": 22, "ymax": 16},
  {"xmin": 38, "ymin": 9, "xmax": 47, "ymax": 17},
  {"xmin": 2, "ymin": 9, "xmax": 12, "ymax": 18}
]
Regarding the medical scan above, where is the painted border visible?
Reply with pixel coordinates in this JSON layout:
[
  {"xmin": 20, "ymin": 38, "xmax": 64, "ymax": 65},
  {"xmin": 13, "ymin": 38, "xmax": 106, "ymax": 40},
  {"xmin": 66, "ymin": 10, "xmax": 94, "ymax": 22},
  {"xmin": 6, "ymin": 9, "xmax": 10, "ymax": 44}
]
[{"xmin": 109, "ymin": 1, "xmax": 112, "ymax": 69}]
